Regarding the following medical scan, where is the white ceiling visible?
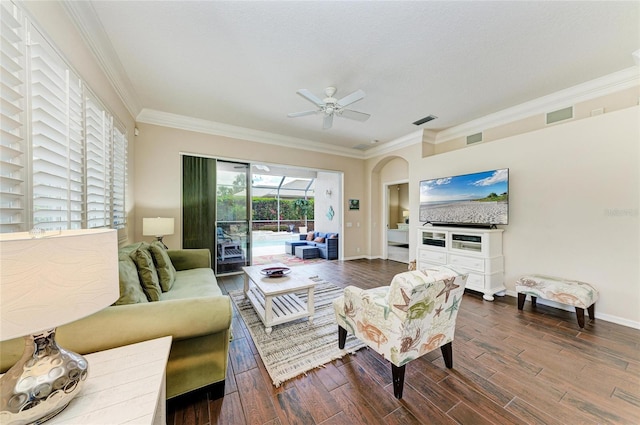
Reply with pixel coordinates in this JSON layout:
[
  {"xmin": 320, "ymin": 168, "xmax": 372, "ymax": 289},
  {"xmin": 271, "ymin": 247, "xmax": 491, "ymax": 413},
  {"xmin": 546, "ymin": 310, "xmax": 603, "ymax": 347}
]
[{"xmin": 69, "ymin": 1, "xmax": 639, "ymax": 152}]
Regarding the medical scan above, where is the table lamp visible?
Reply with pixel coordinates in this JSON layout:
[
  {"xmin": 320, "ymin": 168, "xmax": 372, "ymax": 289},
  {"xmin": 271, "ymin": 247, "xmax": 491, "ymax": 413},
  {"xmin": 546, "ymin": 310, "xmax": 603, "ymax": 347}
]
[
  {"xmin": 403, "ymin": 210, "xmax": 410, "ymax": 224},
  {"xmin": 142, "ymin": 217, "xmax": 174, "ymax": 248},
  {"xmin": 0, "ymin": 229, "xmax": 119, "ymax": 425}
]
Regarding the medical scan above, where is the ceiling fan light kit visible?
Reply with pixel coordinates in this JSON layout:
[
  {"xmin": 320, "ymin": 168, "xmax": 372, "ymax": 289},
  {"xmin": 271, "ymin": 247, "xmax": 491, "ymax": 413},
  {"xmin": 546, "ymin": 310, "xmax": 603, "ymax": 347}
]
[{"xmin": 288, "ymin": 86, "xmax": 371, "ymax": 129}]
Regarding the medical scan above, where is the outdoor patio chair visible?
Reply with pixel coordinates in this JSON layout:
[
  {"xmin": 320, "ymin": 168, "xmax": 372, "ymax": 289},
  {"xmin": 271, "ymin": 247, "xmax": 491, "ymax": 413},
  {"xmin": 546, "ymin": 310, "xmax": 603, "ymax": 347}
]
[{"xmin": 216, "ymin": 227, "xmax": 243, "ymax": 261}]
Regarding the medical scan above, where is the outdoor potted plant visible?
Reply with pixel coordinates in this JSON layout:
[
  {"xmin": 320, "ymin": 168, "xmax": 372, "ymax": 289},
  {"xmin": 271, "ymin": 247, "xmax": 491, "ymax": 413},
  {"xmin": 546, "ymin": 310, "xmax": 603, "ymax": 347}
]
[{"xmin": 293, "ymin": 198, "xmax": 311, "ymax": 233}]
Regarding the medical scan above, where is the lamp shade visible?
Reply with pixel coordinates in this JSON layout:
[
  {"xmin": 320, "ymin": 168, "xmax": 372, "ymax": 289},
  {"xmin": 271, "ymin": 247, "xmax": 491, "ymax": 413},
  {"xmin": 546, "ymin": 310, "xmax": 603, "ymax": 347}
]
[
  {"xmin": 142, "ymin": 217, "xmax": 175, "ymax": 237},
  {"xmin": 0, "ymin": 229, "xmax": 119, "ymax": 341},
  {"xmin": 402, "ymin": 211, "xmax": 410, "ymax": 217}
]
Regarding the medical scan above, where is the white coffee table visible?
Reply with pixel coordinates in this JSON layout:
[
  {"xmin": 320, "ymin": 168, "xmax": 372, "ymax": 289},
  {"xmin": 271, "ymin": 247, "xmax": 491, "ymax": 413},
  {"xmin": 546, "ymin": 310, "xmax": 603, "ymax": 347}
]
[{"xmin": 243, "ymin": 263, "xmax": 317, "ymax": 334}]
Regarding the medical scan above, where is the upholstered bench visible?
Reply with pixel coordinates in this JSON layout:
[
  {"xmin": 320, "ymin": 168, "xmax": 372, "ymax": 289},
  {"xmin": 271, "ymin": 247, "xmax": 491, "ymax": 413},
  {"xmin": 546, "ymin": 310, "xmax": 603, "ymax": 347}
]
[
  {"xmin": 516, "ymin": 274, "xmax": 599, "ymax": 328},
  {"xmin": 295, "ymin": 245, "xmax": 319, "ymax": 259}
]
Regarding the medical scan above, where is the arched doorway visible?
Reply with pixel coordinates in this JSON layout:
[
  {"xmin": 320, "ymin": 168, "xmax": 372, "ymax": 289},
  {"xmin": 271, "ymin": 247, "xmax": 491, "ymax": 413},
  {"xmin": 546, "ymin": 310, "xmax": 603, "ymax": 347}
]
[{"xmin": 371, "ymin": 156, "xmax": 410, "ymax": 263}]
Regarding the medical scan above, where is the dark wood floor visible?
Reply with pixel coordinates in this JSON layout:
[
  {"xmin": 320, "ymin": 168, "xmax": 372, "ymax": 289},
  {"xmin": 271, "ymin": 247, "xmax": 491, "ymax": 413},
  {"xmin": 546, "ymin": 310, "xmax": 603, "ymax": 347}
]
[{"xmin": 167, "ymin": 259, "xmax": 640, "ymax": 425}]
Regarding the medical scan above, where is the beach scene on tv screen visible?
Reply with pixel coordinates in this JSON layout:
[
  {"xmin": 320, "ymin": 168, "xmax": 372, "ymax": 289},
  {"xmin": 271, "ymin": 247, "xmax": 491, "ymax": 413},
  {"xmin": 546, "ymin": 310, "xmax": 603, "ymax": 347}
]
[{"xmin": 419, "ymin": 169, "xmax": 509, "ymax": 225}]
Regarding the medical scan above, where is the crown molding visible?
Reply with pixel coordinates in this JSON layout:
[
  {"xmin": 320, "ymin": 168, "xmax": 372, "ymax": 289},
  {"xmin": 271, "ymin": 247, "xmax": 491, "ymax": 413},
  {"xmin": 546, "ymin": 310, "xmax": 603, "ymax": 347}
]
[
  {"xmin": 435, "ymin": 66, "xmax": 640, "ymax": 143},
  {"xmin": 363, "ymin": 129, "xmax": 428, "ymax": 159},
  {"xmin": 61, "ymin": 0, "xmax": 142, "ymax": 119},
  {"xmin": 136, "ymin": 109, "xmax": 366, "ymax": 159},
  {"xmin": 57, "ymin": 1, "xmax": 640, "ymax": 156}
]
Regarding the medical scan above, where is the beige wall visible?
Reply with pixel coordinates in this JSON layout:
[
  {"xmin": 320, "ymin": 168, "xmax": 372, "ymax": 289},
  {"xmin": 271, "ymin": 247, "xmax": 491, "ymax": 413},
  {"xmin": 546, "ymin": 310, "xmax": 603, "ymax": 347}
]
[
  {"xmin": 314, "ymin": 171, "xmax": 342, "ymax": 235},
  {"xmin": 387, "ymin": 184, "xmax": 409, "ymax": 229},
  {"xmin": 368, "ymin": 106, "xmax": 639, "ymax": 326},
  {"xmin": 134, "ymin": 123, "xmax": 365, "ymax": 257}
]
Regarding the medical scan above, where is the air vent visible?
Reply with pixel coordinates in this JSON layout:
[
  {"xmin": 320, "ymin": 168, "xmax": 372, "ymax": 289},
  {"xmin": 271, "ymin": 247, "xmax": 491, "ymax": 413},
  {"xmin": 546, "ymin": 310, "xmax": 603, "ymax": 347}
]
[
  {"xmin": 546, "ymin": 106, "xmax": 573, "ymax": 125},
  {"xmin": 413, "ymin": 115, "xmax": 437, "ymax": 126},
  {"xmin": 466, "ymin": 132, "xmax": 483, "ymax": 145}
]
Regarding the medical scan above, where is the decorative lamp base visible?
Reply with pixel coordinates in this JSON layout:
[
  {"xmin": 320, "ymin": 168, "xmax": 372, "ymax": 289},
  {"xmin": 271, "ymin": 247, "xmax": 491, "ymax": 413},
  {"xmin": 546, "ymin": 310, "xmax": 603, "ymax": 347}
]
[
  {"xmin": 0, "ymin": 329, "xmax": 88, "ymax": 425},
  {"xmin": 155, "ymin": 236, "xmax": 168, "ymax": 249}
]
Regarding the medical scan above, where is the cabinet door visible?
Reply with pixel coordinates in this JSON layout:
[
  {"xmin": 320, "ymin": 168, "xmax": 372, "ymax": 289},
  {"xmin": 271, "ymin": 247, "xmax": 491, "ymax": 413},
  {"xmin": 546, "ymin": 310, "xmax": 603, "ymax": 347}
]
[{"xmin": 419, "ymin": 230, "xmax": 447, "ymax": 248}]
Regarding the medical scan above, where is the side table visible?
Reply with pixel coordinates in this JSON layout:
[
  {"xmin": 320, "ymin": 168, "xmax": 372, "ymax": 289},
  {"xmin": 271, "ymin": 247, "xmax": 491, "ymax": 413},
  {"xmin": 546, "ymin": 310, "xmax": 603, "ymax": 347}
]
[{"xmin": 47, "ymin": 336, "xmax": 172, "ymax": 425}]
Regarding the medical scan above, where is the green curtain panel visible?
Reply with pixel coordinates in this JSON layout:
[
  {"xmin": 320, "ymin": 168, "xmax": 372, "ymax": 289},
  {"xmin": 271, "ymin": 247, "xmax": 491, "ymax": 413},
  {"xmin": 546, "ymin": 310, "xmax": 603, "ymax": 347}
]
[{"xmin": 182, "ymin": 155, "xmax": 217, "ymax": 259}]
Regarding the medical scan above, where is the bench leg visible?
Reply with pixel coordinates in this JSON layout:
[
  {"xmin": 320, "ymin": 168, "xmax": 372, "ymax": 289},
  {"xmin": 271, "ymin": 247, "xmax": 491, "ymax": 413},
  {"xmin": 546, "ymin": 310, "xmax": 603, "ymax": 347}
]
[
  {"xmin": 575, "ymin": 307, "xmax": 586, "ymax": 328},
  {"xmin": 517, "ymin": 293, "xmax": 526, "ymax": 310},
  {"xmin": 587, "ymin": 303, "xmax": 595, "ymax": 321},
  {"xmin": 531, "ymin": 296, "xmax": 537, "ymax": 307}
]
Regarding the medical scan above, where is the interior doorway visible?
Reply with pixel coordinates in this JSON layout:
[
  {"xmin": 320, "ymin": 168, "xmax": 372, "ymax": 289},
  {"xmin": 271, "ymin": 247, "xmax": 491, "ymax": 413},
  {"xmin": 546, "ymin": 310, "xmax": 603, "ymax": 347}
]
[{"xmin": 385, "ymin": 182, "xmax": 409, "ymax": 264}]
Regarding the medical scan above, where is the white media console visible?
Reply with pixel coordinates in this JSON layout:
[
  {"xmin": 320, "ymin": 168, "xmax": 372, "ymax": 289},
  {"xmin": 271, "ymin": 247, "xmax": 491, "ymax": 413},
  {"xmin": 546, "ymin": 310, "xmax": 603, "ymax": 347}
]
[{"xmin": 416, "ymin": 226, "xmax": 505, "ymax": 301}]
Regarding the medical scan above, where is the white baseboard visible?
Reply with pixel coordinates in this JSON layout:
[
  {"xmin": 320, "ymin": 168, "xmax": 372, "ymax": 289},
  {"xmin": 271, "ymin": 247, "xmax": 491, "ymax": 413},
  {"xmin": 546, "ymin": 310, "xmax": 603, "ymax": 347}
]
[
  {"xmin": 336, "ymin": 262, "xmax": 640, "ymax": 330},
  {"xmin": 342, "ymin": 255, "xmax": 371, "ymax": 261},
  {"xmin": 504, "ymin": 290, "xmax": 640, "ymax": 330}
]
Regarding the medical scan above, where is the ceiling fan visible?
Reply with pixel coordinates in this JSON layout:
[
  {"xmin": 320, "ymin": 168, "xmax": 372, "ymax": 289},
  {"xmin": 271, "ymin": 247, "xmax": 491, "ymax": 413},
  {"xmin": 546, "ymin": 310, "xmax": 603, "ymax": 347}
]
[{"xmin": 287, "ymin": 86, "xmax": 371, "ymax": 129}]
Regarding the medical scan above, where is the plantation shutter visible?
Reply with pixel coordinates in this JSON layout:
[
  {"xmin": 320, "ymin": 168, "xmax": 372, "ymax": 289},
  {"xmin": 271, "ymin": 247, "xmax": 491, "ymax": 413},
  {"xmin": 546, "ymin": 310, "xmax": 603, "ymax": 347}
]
[
  {"xmin": 0, "ymin": 0, "xmax": 128, "ymax": 234},
  {"xmin": 85, "ymin": 94, "xmax": 111, "ymax": 229},
  {"xmin": 0, "ymin": 1, "xmax": 26, "ymax": 232},
  {"xmin": 29, "ymin": 26, "xmax": 84, "ymax": 231},
  {"xmin": 112, "ymin": 125, "xmax": 126, "ymax": 229}
]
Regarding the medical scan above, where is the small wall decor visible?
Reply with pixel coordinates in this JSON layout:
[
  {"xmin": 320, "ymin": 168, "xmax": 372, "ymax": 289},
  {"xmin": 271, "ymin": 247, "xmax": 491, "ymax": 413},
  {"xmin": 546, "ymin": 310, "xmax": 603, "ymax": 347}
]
[
  {"xmin": 349, "ymin": 199, "xmax": 360, "ymax": 210},
  {"xmin": 326, "ymin": 205, "xmax": 334, "ymax": 221}
]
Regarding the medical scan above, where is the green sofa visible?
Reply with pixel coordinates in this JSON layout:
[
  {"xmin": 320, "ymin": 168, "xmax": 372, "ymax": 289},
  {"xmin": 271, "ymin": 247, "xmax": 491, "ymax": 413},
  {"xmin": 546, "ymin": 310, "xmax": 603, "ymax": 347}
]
[{"xmin": 0, "ymin": 242, "xmax": 232, "ymax": 400}]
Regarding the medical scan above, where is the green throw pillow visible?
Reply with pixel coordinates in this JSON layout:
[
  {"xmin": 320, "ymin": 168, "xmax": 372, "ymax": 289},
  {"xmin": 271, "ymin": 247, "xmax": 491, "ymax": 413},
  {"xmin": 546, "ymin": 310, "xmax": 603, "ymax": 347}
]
[
  {"xmin": 114, "ymin": 258, "xmax": 149, "ymax": 305},
  {"xmin": 149, "ymin": 241, "xmax": 176, "ymax": 292},
  {"xmin": 130, "ymin": 247, "xmax": 162, "ymax": 301}
]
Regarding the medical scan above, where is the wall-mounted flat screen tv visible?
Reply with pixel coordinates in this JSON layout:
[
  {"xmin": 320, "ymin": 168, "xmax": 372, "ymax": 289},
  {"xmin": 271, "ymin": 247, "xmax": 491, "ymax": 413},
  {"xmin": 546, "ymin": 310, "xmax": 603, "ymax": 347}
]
[{"xmin": 419, "ymin": 168, "xmax": 509, "ymax": 226}]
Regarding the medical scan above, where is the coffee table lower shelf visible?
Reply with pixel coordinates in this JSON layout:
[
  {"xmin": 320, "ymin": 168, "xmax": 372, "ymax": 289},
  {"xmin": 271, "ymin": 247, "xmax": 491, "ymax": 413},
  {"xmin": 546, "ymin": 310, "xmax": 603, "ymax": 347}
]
[{"xmin": 246, "ymin": 286, "xmax": 313, "ymax": 334}]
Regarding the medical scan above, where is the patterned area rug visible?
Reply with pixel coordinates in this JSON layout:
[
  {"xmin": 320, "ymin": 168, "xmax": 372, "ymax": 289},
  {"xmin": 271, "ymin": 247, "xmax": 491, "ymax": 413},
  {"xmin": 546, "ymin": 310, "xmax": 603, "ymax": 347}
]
[
  {"xmin": 229, "ymin": 279, "xmax": 365, "ymax": 387},
  {"xmin": 252, "ymin": 253, "xmax": 326, "ymax": 266}
]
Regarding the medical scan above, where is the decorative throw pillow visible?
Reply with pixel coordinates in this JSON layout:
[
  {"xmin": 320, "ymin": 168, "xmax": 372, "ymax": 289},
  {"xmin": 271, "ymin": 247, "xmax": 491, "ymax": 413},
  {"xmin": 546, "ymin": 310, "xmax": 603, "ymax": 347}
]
[
  {"xmin": 329, "ymin": 233, "xmax": 338, "ymax": 239},
  {"xmin": 306, "ymin": 231, "xmax": 315, "ymax": 241},
  {"xmin": 113, "ymin": 258, "xmax": 149, "ymax": 305},
  {"xmin": 314, "ymin": 236, "xmax": 325, "ymax": 243},
  {"xmin": 130, "ymin": 247, "xmax": 162, "ymax": 301},
  {"xmin": 149, "ymin": 241, "xmax": 176, "ymax": 292}
]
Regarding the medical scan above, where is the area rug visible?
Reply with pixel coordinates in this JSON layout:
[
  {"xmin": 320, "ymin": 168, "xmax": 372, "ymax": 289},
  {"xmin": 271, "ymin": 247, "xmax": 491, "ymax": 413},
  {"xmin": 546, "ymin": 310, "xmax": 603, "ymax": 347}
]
[
  {"xmin": 230, "ymin": 279, "xmax": 365, "ymax": 387},
  {"xmin": 252, "ymin": 253, "xmax": 326, "ymax": 266}
]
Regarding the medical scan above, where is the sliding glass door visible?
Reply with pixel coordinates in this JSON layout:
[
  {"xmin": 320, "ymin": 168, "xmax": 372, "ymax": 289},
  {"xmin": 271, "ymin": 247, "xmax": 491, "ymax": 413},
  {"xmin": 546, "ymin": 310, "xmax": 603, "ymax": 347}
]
[
  {"xmin": 215, "ymin": 161, "xmax": 250, "ymax": 274},
  {"xmin": 183, "ymin": 156, "xmax": 250, "ymax": 276}
]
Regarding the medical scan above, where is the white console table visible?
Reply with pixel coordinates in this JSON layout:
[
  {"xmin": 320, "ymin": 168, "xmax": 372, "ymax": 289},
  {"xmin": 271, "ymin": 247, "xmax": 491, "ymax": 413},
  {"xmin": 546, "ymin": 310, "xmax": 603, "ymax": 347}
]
[
  {"xmin": 47, "ymin": 336, "xmax": 172, "ymax": 425},
  {"xmin": 417, "ymin": 226, "xmax": 505, "ymax": 301}
]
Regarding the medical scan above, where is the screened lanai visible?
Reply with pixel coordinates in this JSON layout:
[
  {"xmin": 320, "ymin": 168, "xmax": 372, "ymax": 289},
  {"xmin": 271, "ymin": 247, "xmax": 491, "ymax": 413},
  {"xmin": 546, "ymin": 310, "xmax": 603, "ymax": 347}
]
[
  {"xmin": 250, "ymin": 164, "xmax": 316, "ymax": 233},
  {"xmin": 186, "ymin": 157, "xmax": 339, "ymax": 276}
]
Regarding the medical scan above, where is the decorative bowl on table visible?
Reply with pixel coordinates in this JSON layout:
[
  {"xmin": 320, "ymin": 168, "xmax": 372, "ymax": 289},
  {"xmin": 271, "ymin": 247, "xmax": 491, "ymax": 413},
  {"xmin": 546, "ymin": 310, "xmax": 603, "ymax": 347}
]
[{"xmin": 260, "ymin": 267, "xmax": 291, "ymax": 278}]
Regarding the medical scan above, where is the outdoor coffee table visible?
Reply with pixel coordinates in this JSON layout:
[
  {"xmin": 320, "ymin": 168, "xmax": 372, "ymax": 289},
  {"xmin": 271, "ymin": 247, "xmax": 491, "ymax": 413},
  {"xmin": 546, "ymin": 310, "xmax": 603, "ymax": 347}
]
[{"xmin": 242, "ymin": 263, "xmax": 317, "ymax": 334}]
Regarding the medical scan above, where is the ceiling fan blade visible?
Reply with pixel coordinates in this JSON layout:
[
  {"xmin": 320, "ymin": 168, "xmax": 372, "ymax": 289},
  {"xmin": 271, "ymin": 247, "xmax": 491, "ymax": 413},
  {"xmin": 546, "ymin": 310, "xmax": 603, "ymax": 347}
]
[
  {"xmin": 296, "ymin": 89, "xmax": 324, "ymax": 107},
  {"xmin": 336, "ymin": 89, "xmax": 365, "ymax": 107},
  {"xmin": 287, "ymin": 110, "xmax": 318, "ymax": 118},
  {"xmin": 340, "ymin": 109, "xmax": 371, "ymax": 122},
  {"xmin": 323, "ymin": 114, "xmax": 334, "ymax": 129}
]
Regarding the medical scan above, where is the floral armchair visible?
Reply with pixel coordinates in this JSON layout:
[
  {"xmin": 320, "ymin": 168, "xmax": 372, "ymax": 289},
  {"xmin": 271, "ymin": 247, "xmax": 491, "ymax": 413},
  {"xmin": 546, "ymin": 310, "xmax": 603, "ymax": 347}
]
[{"xmin": 332, "ymin": 265, "xmax": 468, "ymax": 399}]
